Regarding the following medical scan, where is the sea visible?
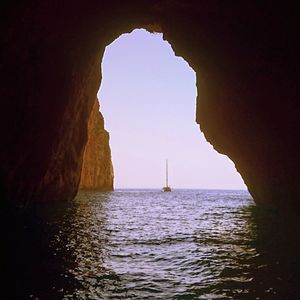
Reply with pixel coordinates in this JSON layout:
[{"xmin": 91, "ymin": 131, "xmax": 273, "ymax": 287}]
[{"xmin": 8, "ymin": 189, "xmax": 300, "ymax": 299}]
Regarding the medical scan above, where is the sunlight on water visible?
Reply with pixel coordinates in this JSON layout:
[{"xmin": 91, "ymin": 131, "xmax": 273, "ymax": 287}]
[{"xmin": 12, "ymin": 190, "xmax": 300, "ymax": 299}]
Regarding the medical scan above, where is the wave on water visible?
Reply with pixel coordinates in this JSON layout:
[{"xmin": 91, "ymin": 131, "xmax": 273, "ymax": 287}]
[{"xmin": 10, "ymin": 189, "xmax": 300, "ymax": 299}]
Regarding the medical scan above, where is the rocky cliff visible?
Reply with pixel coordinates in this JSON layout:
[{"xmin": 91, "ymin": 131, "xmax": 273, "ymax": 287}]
[
  {"xmin": 79, "ymin": 99, "xmax": 113, "ymax": 191},
  {"xmin": 0, "ymin": 1, "xmax": 299, "ymax": 208}
]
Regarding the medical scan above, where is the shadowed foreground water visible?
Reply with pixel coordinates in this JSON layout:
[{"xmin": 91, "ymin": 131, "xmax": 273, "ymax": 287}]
[{"xmin": 8, "ymin": 189, "xmax": 300, "ymax": 299}]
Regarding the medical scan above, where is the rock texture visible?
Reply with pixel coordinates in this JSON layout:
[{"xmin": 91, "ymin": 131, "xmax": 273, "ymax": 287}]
[
  {"xmin": 0, "ymin": 1, "xmax": 299, "ymax": 208},
  {"xmin": 79, "ymin": 99, "xmax": 113, "ymax": 191}
]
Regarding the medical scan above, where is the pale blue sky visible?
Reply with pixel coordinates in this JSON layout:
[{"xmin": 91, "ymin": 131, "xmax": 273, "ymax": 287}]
[{"xmin": 99, "ymin": 29, "xmax": 246, "ymax": 190}]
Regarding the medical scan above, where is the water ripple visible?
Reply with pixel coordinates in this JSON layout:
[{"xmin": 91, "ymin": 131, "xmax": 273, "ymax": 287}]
[{"xmin": 11, "ymin": 189, "xmax": 300, "ymax": 299}]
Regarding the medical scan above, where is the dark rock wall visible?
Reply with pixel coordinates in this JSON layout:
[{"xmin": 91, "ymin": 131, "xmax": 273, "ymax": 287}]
[
  {"xmin": 0, "ymin": 1, "xmax": 299, "ymax": 207},
  {"xmin": 157, "ymin": 2, "xmax": 300, "ymax": 206},
  {"xmin": 79, "ymin": 99, "xmax": 114, "ymax": 191},
  {"xmin": 0, "ymin": 2, "xmax": 108, "ymax": 206}
]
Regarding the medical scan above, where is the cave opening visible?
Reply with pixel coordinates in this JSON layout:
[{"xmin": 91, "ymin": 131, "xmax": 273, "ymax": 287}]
[
  {"xmin": 69, "ymin": 29, "xmax": 254, "ymax": 299},
  {"xmin": 96, "ymin": 29, "xmax": 246, "ymax": 190},
  {"xmin": 3, "ymin": 4, "xmax": 300, "ymax": 298}
]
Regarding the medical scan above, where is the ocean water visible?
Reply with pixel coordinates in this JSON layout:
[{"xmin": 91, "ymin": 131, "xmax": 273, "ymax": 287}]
[{"xmin": 9, "ymin": 189, "xmax": 300, "ymax": 299}]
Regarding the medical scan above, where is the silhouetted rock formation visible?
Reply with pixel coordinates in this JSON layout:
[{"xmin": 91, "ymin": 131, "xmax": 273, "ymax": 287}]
[
  {"xmin": 0, "ymin": 1, "xmax": 299, "ymax": 207},
  {"xmin": 79, "ymin": 99, "xmax": 113, "ymax": 191}
]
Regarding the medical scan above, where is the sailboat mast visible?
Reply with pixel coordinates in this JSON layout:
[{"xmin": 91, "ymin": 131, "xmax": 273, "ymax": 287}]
[
  {"xmin": 163, "ymin": 159, "xmax": 171, "ymax": 192},
  {"xmin": 166, "ymin": 159, "xmax": 168, "ymax": 187}
]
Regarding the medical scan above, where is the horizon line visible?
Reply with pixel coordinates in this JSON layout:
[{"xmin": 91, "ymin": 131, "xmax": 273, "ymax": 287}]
[{"xmin": 113, "ymin": 187, "xmax": 248, "ymax": 191}]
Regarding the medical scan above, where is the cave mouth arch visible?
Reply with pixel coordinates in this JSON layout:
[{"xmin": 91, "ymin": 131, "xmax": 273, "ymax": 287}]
[
  {"xmin": 80, "ymin": 28, "xmax": 247, "ymax": 191},
  {"xmin": 2, "ymin": 3, "xmax": 297, "ymax": 208},
  {"xmin": 3, "ymin": 3, "xmax": 297, "ymax": 294}
]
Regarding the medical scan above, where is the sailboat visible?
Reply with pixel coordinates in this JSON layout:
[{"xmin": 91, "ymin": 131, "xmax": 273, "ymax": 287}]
[{"xmin": 163, "ymin": 159, "xmax": 172, "ymax": 192}]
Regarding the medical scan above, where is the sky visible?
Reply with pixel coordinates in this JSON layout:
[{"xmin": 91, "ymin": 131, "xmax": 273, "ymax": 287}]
[{"xmin": 98, "ymin": 29, "xmax": 246, "ymax": 190}]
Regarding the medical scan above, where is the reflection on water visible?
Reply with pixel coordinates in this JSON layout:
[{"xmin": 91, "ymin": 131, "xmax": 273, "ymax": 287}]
[{"xmin": 7, "ymin": 189, "xmax": 300, "ymax": 299}]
